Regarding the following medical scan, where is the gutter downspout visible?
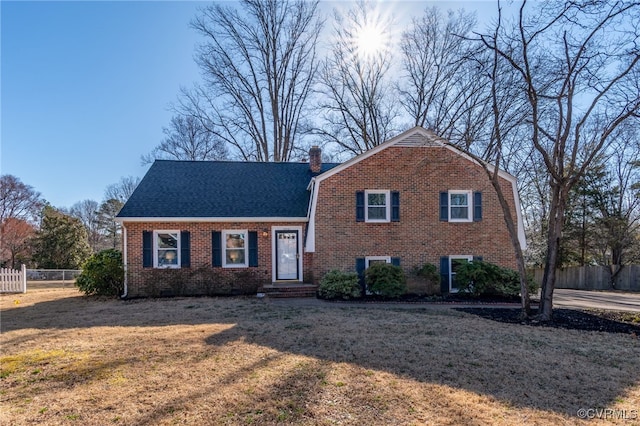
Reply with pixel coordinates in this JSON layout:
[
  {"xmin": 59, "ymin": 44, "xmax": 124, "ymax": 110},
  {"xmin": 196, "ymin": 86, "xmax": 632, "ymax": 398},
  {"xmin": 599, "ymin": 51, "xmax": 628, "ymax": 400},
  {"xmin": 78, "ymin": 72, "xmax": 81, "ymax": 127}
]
[{"xmin": 120, "ymin": 223, "xmax": 128, "ymax": 299}]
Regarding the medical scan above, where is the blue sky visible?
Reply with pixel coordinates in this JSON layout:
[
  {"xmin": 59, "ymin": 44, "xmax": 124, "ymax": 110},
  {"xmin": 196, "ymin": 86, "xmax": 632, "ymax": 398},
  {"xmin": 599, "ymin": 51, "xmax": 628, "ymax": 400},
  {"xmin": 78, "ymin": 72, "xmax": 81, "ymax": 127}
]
[
  {"xmin": 2, "ymin": 1, "xmax": 499, "ymax": 209},
  {"xmin": 2, "ymin": 1, "xmax": 205, "ymax": 208}
]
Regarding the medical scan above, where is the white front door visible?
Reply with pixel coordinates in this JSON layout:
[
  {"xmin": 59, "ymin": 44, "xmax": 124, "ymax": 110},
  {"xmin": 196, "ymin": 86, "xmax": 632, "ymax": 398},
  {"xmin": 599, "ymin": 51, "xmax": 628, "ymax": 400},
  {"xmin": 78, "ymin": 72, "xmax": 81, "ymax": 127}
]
[{"xmin": 275, "ymin": 230, "xmax": 299, "ymax": 280}]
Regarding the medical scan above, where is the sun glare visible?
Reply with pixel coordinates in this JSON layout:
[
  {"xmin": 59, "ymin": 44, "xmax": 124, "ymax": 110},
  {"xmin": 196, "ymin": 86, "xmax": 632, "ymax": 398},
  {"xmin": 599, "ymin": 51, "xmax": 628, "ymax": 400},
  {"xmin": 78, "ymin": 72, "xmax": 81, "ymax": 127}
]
[{"xmin": 356, "ymin": 22, "xmax": 387, "ymax": 59}]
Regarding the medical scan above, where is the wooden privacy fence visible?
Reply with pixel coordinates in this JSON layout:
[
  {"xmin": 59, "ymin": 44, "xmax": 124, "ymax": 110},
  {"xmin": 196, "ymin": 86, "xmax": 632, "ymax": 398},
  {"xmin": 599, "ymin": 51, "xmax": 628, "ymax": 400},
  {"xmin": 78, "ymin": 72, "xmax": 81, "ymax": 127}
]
[
  {"xmin": 532, "ymin": 265, "xmax": 640, "ymax": 292},
  {"xmin": 1, "ymin": 264, "xmax": 27, "ymax": 293}
]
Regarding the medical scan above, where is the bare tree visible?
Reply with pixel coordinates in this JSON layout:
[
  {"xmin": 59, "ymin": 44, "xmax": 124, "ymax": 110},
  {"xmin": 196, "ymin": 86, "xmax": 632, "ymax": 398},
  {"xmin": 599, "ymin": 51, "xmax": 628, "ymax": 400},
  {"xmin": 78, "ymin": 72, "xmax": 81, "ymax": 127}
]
[
  {"xmin": 0, "ymin": 175, "xmax": 44, "ymax": 269},
  {"xmin": 399, "ymin": 7, "xmax": 492, "ymax": 148},
  {"xmin": 0, "ymin": 175, "xmax": 43, "ymax": 224},
  {"xmin": 70, "ymin": 199, "xmax": 103, "ymax": 252},
  {"xmin": 181, "ymin": 0, "xmax": 323, "ymax": 161},
  {"xmin": 104, "ymin": 176, "xmax": 141, "ymax": 205},
  {"xmin": 564, "ymin": 122, "xmax": 640, "ymax": 282},
  {"xmin": 479, "ymin": 0, "xmax": 640, "ymax": 320},
  {"xmin": 141, "ymin": 115, "xmax": 227, "ymax": 164},
  {"xmin": 449, "ymin": 5, "xmax": 535, "ymax": 316},
  {"xmin": 314, "ymin": 0, "xmax": 400, "ymax": 156}
]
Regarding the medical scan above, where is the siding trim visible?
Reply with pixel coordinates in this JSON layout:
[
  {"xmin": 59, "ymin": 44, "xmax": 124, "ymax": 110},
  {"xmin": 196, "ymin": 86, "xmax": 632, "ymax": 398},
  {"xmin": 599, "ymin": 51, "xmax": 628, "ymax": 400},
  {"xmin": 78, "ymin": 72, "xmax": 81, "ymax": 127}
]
[{"xmin": 117, "ymin": 216, "xmax": 308, "ymax": 223}]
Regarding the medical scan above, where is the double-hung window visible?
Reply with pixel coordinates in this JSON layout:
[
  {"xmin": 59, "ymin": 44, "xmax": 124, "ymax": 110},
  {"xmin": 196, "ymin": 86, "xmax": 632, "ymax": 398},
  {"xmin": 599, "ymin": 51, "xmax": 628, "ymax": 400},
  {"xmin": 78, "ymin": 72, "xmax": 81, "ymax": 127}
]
[
  {"xmin": 365, "ymin": 256, "xmax": 391, "ymax": 268},
  {"xmin": 449, "ymin": 190, "xmax": 472, "ymax": 222},
  {"xmin": 155, "ymin": 231, "xmax": 180, "ymax": 268},
  {"xmin": 365, "ymin": 190, "xmax": 390, "ymax": 222},
  {"xmin": 441, "ymin": 190, "xmax": 482, "ymax": 222},
  {"xmin": 223, "ymin": 230, "xmax": 248, "ymax": 268},
  {"xmin": 449, "ymin": 255, "xmax": 473, "ymax": 292},
  {"xmin": 143, "ymin": 230, "xmax": 189, "ymax": 269}
]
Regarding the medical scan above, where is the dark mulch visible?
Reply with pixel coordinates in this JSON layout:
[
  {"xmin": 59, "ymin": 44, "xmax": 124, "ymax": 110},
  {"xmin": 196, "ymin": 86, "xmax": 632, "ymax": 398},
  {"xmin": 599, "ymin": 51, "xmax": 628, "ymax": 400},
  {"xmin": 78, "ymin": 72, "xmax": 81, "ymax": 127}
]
[
  {"xmin": 333, "ymin": 293, "xmax": 522, "ymax": 304},
  {"xmin": 456, "ymin": 307, "xmax": 640, "ymax": 335}
]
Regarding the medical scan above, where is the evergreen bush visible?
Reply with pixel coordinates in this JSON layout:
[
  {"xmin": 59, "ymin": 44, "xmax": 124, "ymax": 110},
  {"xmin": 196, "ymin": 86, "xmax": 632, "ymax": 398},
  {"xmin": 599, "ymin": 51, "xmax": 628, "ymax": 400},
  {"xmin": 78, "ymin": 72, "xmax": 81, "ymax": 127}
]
[
  {"xmin": 365, "ymin": 263, "xmax": 407, "ymax": 298},
  {"xmin": 318, "ymin": 270, "xmax": 361, "ymax": 299},
  {"xmin": 75, "ymin": 249, "xmax": 124, "ymax": 297},
  {"xmin": 455, "ymin": 260, "xmax": 538, "ymax": 298}
]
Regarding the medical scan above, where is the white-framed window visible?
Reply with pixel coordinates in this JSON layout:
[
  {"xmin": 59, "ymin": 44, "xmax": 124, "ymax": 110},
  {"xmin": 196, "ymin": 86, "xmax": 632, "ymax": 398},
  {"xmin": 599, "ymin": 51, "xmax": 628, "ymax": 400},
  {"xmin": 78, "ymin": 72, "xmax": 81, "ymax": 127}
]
[
  {"xmin": 449, "ymin": 190, "xmax": 472, "ymax": 222},
  {"xmin": 222, "ymin": 230, "xmax": 248, "ymax": 268},
  {"xmin": 450, "ymin": 255, "xmax": 473, "ymax": 292},
  {"xmin": 364, "ymin": 256, "xmax": 391, "ymax": 295},
  {"xmin": 365, "ymin": 256, "xmax": 391, "ymax": 268},
  {"xmin": 154, "ymin": 231, "xmax": 180, "ymax": 268},
  {"xmin": 365, "ymin": 190, "xmax": 390, "ymax": 222}
]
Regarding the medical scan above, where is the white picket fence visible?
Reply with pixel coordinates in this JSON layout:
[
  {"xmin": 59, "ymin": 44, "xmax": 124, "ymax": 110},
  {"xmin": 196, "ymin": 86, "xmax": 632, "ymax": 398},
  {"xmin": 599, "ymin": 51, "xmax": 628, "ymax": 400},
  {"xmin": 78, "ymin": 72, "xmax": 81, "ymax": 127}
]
[{"xmin": 0, "ymin": 264, "xmax": 27, "ymax": 293}]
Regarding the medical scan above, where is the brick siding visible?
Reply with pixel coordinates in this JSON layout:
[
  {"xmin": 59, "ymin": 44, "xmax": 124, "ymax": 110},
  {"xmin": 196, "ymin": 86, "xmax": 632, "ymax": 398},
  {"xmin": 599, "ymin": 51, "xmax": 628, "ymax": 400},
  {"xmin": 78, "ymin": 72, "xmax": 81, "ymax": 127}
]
[
  {"xmin": 122, "ymin": 222, "xmax": 308, "ymax": 297},
  {"xmin": 122, "ymin": 145, "xmax": 522, "ymax": 297},
  {"xmin": 310, "ymin": 146, "xmax": 519, "ymax": 290}
]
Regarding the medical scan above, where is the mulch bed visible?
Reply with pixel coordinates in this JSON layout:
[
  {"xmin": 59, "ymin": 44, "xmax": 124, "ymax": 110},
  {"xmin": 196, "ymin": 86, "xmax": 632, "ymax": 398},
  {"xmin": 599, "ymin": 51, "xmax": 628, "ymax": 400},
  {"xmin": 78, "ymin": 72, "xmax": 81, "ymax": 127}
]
[{"xmin": 456, "ymin": 307, "xmax": 640, "ymax": 335}]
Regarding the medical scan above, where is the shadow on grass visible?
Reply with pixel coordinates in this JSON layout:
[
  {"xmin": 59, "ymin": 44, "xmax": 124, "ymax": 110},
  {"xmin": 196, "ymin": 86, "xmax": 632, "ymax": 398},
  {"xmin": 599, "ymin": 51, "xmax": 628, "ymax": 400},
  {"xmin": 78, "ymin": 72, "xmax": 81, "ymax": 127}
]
[{"xmin": 2, "ymin": 293, "xmax": 639, "ymax": 419}]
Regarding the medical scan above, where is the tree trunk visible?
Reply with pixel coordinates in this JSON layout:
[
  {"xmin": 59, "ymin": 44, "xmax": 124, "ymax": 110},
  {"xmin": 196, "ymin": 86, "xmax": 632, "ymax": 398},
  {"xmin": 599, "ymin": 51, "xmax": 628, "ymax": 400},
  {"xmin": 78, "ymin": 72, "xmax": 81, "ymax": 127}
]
[
  {"xmin": 489, "ymin": 178, "xmax": 531, "ymax": 316},
  {"xmin": 539, "ymin": 183, "xmax": 567, "ymax": 321},
  {"xmin": 609, "ymin": 264, "xmax": 624, "ymax": 289},
  {"xmin": 516, "ymin": 250, "xmax": 531, "ymax": 316}
]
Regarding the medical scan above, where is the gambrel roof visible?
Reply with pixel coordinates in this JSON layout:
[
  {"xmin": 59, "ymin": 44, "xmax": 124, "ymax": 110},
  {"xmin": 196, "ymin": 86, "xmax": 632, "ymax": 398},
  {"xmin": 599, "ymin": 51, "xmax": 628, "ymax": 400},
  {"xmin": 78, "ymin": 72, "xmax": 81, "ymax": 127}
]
[{"xmin": 304, "ymin": 127, "xmax": 527, "ymax": 251}]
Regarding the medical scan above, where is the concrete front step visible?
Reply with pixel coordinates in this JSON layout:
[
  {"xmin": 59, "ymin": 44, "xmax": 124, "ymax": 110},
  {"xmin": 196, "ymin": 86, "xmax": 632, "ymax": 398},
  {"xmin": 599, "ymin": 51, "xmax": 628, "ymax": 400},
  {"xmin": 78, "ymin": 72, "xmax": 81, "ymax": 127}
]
[{"xmin": 259, "ymin": 283, "xmax": 318, "ymax": 298}]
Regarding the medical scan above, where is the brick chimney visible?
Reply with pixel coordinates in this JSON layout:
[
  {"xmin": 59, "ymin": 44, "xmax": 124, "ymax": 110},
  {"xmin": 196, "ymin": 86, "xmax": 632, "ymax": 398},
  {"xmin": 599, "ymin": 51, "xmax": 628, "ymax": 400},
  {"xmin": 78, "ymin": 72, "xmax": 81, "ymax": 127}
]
[{"xmin": 309, "ymin": 145, "xmax": 322, "ymax": 173}]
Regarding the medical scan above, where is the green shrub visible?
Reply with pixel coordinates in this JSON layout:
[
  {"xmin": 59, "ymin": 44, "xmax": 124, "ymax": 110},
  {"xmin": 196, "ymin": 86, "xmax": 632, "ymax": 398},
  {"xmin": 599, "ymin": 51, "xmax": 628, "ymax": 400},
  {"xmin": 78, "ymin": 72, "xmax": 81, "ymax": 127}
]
[
  {"xmin": 365, "ymin": 263, "xmax": 407, "ymax": 298},
  {"xmin": 318, "ymin": 270, "xmax": 360, "ymax": 300},
  {"xmin": 455, "ymin": 261, "xmax": 538, "ymax": 298},
  {"xmin": 414, "ymin": 263, "xmax": 440, "ymax": 284},
  {"xmin": 75, "ymin": 249, "xmax": 124, "ymax": 297}
]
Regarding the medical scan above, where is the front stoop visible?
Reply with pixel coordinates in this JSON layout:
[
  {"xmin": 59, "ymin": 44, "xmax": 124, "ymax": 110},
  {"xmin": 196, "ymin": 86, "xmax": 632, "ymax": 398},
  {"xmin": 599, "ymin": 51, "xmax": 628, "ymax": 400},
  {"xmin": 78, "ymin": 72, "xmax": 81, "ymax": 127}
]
[{"xmin": 259, "ymin": 283, "xmax": 318, "ymax": 298}]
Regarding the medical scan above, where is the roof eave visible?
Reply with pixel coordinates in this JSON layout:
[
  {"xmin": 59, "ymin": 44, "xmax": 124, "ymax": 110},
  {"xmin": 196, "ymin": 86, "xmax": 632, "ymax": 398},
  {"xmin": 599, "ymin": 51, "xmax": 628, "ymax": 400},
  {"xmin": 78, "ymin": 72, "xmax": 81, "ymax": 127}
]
[{"xmin": 115, "ymin": 216, "xmax": 309, "ymax": 224}]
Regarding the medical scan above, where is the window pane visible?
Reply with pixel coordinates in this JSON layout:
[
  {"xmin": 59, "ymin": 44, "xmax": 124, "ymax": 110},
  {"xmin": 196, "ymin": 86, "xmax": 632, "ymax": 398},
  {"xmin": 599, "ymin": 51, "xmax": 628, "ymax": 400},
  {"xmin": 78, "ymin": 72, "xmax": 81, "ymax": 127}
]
[
  {"xmin": 158, "ymin": 249, "xmax": 178, "ymax": 266},
  {"xmin": 451, "ymin": 258, "xmax": 470, "ymax": 290},
  {"xmin": 368, "ymin": 206, "xmax": 387, "ymax": 220},
  {"xmin": 451, "ymin": 258, "xmax": 469, "ymax": 272},
  {"xmin": 368, "ymin": 193, "xmax": 387, "ymax": 206},
  {"xmin": 451, "ymin": 206, "xmax": 469, "ymax": 219},
  {"xmin": 157, "ymin": 233, "xmax": 178, "ymax": 249},
  {"xmin": 226, "ymin": 249, "xmax": 245, "ymax": 265},
  {"xmin": 450, "ymin": 193, "xmax": 468, "ymax": 206},
  {"xmin": 226, "ymin": 233, "xmax": 245, "ymax": 249}
]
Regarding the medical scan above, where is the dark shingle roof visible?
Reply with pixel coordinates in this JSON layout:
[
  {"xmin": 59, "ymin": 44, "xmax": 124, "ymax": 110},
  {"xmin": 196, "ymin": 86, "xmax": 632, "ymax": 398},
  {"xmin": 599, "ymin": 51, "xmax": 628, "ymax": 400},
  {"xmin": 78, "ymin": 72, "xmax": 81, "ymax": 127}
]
[{"xmin": 117, "ymin": 160, "xmax": 339, "ymax": 219}]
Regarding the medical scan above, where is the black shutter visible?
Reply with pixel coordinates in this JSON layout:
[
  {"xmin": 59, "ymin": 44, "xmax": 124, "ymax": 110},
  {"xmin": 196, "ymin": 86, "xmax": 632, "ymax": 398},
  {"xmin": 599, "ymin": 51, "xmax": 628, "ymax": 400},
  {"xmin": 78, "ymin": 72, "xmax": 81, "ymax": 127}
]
[
  {"xmin": 474, "ymin": 191, "xmax": 483, "ymax": 222},
  {"xmin": 180, "ymin": 231, "xmax": 190, "ymax": 268},
  {"xmin": 356, "ymin": 258, "xmax": 366, "ymax": 296},
  {"xmin": 143, "ymin": 231, "xmax": 152, "ymax": 268},
  {"xmin": 248, "ymin": 231, "xmax": 258, "ymax": 267},
  {"xmin": 391, "ymin": 257, "xmax": 401, "ymax": 266},
  {"xmin": 212, "ymin": 231, "xmax": 222, "ymax": 267},
  {"xmin": 391, "ymin": 191, "xmax": 400, "ymax": 222},
  {"xmin": 356, "ymin": 191, "xmax": 365, "ymax": 222},
  {"xmin": 440, "ymin": 192, "xmax": 449, "ymax": 221},
  {"xmin": 440, "ymin": 256, "xmax": 450, "ymax": 294},
  {"xmin": 473, "ymin": 255, "xmax": 483, "ymax": 262}
]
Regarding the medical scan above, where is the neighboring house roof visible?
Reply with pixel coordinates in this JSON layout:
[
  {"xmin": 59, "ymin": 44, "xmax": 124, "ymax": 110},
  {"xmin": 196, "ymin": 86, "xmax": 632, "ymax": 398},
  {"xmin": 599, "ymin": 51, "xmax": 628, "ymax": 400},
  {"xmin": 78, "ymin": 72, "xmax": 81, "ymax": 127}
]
[{"xmin": 116, "ymin": 160, "xmax": 339, "ymax": 221}]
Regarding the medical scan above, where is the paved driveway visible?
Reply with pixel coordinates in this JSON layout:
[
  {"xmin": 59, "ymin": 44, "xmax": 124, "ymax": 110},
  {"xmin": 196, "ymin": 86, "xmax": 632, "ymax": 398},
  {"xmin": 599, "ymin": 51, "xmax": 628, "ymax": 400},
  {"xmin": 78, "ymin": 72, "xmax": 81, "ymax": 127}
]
[{"xmin": 552, "ymin": 289, "xmax": 640, "ymax": 312}]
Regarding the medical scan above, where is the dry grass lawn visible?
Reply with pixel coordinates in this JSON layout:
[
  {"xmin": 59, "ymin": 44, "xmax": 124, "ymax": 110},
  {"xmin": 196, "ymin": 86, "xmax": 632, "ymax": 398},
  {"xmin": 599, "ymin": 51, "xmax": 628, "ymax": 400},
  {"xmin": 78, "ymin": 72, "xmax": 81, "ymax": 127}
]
[{"xmin": 1, "ymin": 288, "xmax": 639, "ymax": 425}]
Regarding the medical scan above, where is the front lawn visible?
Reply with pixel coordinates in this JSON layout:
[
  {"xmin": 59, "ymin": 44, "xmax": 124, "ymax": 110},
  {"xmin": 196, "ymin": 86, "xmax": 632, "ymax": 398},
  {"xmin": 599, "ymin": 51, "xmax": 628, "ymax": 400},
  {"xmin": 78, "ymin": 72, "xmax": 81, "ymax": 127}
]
[{"xmin": 1, "ymin": 289, "xmax": 639, "ymax": 425}]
